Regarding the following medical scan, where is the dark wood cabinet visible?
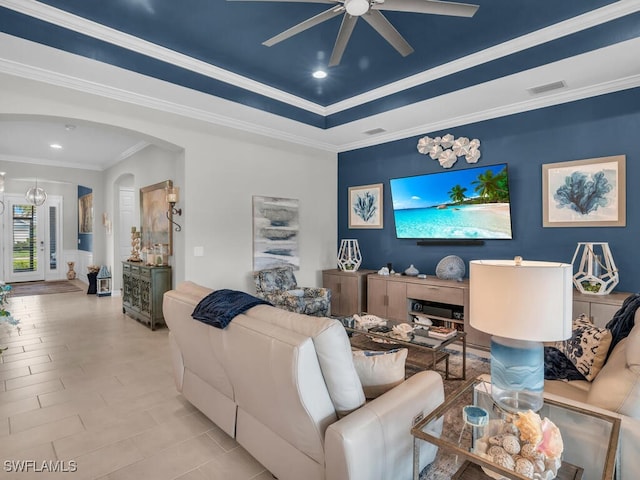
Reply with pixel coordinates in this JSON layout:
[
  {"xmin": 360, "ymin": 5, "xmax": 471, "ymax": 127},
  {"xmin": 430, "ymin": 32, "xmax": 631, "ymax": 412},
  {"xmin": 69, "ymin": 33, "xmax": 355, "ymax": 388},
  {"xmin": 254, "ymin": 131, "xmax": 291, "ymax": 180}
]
[{"xmin": 122, "ymin": 261, "xmax": 171, "ymax": 330}]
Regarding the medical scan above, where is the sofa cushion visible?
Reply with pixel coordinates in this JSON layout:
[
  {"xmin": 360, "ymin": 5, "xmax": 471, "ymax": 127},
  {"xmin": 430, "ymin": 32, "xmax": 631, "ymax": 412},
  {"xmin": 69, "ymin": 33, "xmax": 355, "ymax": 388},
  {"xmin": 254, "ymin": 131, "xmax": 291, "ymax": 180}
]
[
  {"xmin": 588, "ymin": 335, "xmax": 640, "ymax": 417},
  {"xmin": 352, "ymin": 348, "xmax": 408, "ymax": 399},
  {"xmin": 626, "ymin": 311, "xmax": 640, "ymax": 374},
  {"xmin": 243, "ymin": 305, "xmax": 366, "ymax": 416},
  {"xmin": 554, "ymin": 316, "xmax": 612, "ymax": 381}
]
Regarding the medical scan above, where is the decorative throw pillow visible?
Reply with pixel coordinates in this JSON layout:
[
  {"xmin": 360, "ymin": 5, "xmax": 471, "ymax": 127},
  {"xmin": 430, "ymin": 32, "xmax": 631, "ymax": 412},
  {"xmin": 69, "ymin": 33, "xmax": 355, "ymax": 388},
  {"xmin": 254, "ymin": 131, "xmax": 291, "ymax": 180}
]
[
  {"xmin": 352, "ymin": 348, "xmax": 408, "ymax": 399},
  {"xmin": 553, "ymin": 315, "xmax": 612, "ymax": 381}
]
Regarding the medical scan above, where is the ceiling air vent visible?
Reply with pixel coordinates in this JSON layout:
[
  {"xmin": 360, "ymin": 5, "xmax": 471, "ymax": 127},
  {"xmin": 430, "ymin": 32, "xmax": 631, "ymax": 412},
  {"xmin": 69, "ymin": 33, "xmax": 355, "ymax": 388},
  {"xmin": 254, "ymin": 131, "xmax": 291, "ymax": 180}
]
[
  {"xmin": 528, "ymin": 80, "xmax": 567, "ymax": 95},
  {"xmin": 364, "ymin": 128, "xmax": 387, "ymax": 135}
]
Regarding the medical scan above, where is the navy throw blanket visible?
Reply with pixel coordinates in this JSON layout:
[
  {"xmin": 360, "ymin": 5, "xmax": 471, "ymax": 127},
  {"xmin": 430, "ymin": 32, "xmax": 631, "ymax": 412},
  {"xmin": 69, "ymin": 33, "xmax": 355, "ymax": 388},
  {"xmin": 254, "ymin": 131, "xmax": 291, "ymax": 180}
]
[
  {"xmin": 192, "ymin": 289, "xmax": 271, "ymax": 329},
  {"xmin": 605, "ymin": 292, "xmax": 640, "ymax": 359}
]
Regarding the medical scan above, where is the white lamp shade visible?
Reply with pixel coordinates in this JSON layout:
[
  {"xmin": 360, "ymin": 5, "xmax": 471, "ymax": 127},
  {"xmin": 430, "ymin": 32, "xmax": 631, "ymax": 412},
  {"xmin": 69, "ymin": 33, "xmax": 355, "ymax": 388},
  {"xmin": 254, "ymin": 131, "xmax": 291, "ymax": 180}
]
[{"xmin": 469, "ymin": 259, "xmax": 572, "ymax": 342}]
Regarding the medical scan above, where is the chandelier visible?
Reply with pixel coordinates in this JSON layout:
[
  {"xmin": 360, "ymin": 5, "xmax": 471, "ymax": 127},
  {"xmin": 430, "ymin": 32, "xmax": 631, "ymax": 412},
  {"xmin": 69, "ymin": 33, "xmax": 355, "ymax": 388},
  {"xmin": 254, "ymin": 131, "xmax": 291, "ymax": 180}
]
[{"xmin": 25, "ymin": 179, "xmax": 47, "ymax": 206}]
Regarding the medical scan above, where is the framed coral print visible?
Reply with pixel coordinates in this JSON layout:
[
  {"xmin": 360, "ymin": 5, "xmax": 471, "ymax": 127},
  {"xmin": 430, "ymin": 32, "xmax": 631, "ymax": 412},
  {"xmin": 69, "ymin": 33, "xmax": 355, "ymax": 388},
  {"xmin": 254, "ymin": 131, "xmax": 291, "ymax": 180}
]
[
  {"xmin": 349, "ymin": 183, "xmax": 383, "ymax": 229},
  {"xmin": 542, "ymin": 155, "xmax": 625, "ymax": 227},
  {"xmin": 140, "ymin": 180, "xmax": 173, "ymax": 255}
]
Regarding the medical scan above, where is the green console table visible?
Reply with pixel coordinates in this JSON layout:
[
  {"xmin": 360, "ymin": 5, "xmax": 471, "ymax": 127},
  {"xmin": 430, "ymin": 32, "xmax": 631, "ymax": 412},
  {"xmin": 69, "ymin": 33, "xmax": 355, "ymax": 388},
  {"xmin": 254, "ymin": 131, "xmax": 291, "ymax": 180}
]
[{"xmin": 122, "ymin": 261, "xmax": 171, "ymax": 330}]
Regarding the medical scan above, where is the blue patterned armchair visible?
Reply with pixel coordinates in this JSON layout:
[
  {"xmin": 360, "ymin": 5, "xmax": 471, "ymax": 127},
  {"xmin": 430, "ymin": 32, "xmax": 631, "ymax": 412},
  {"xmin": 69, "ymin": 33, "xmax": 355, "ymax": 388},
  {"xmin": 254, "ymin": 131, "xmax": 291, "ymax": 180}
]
[{"xmin": 253, "ymin": 267, "xmax": 331, "ymax": 317}]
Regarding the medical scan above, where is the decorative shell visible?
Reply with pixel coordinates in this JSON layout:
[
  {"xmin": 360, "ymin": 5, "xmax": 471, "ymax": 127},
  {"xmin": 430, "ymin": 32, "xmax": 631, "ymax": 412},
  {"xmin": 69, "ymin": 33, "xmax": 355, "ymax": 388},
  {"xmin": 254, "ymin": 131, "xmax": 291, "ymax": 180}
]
[
  {"xmin": 491, "ymin": 451, "xmax": 515, "ymax": 471},
  {"xmin": 440, "ymin": 133, "xmax": 455, "ymax": 148},
  {"xmin": 515, "ymin": 458, "xmax": 535, "ymax": 478},
  {"xmin": 438, "ymin": 149, "xmax": 458, "ymax": 168},
  {"xmin": 501, "ymin": 435, "xmax": 521, "ymax": 455},
  {"xmin": 514, "ymin": 410, "xmax": 543, "ymax": 445},
  {"xmin": 466, "ymin": 148, "xmax": 481, "ymax": 164},
  {"xmin": 452, "ymin": 136, "xmax": 470, "ymax": 157},
  {"xmin": 417, "ymin": 136, "xmax": 435, "ymax": 154},
  {"xmin": 537, "ymin": 418, "xmax": 564, "ymax": 458},
  {"xmin": 520, "ymin": 443, "xmax": 544, "ymax": 462},
  {"xmin": 429, "ymin": 144, "xmax": 443, "ymax": 160},
  {"xmin": 435, "ymin": 255, "xmax": 466, "ymax": 281},
  {"xmin": 488, "ymin": 446, "xmax": 506, "ymax": 457}
]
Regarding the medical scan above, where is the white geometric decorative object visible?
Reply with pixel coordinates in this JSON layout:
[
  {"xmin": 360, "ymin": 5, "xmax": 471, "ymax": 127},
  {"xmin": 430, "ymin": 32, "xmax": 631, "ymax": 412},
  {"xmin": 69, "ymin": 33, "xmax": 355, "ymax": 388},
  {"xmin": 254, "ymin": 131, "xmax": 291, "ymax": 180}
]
[
  {"xmin": 571, "ymin": 242, "xmax": 619, "ymax": 295},
  {"xmin": 337, "ymin": 239, "xmax": 362, "ymax": 272}
]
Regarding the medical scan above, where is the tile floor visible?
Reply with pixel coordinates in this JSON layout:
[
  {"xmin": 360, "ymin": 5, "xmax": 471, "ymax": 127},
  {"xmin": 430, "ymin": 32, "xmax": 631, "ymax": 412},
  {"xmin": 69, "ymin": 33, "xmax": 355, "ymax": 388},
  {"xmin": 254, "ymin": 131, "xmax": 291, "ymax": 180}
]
[{"xmin": 0, "ymin": 284, "xmax": 273, "ymax": 480}]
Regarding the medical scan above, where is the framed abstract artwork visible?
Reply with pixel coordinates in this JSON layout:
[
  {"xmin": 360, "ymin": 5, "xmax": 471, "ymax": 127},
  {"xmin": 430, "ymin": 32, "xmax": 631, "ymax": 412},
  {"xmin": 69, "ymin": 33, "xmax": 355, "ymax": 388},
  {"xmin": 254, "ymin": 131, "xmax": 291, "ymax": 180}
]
[
  {"xmin": 348, "ymin": 183, "xmax": 383, "ymax": 229},
  {"xmin": 78, "ymin": 192, "xmax": 93, "ymax": 233},
  {"xmin": 140, "ymin": 180, "xmax": 173, "ymax": 254},
  {"xmin": 542, "ymin": 155, "xmax": 626, "ymax": 227},
  {"xmin": 252, "ymin": 196, "xmax": 299, "ymax": 271}
]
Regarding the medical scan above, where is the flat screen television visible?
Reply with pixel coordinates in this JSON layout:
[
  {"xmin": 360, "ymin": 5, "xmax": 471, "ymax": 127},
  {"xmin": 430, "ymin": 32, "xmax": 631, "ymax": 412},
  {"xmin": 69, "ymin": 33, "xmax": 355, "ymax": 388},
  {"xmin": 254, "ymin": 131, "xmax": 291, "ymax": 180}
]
[{"xmin": 389, "ymin": 163, "xmax": 513, "ymax": 240}]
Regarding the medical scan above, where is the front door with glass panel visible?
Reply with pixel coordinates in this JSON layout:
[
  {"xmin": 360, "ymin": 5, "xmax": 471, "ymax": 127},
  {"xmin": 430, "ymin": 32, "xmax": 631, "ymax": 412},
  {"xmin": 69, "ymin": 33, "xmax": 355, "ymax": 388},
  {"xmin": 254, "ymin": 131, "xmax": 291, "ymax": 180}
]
[{"xmin": 3, "ymin": 194, "xmax": 62, "ymax": 283}]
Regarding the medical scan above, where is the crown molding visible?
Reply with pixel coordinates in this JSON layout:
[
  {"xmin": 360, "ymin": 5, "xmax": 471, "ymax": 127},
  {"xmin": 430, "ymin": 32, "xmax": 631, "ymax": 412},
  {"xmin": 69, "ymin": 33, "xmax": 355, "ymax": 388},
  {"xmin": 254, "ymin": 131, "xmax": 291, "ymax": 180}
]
[
  {"xmin": 2, "ymin": 0, "xmax": 637, "ymax": 117},
  {"xmin": 0, "ymin": 54, "xmax": 339, "ymax": 154},
  {"xmin": 0, "ymin": 153, "xmax": 103, "ymax": 171},
  {"xmin": 103, "ymin": 141, "xmax": 150, "ymax": 170},
  {"xmin": 337, "ymin": 72, "xmax": 640, "ymax": 152},
  {"xmin": 0, "ymin": 0, "xmax": 326, "ymax": 115},
  {"xmin": 325, "ymin": 1, "xmax": 640, "ymax": 114}
]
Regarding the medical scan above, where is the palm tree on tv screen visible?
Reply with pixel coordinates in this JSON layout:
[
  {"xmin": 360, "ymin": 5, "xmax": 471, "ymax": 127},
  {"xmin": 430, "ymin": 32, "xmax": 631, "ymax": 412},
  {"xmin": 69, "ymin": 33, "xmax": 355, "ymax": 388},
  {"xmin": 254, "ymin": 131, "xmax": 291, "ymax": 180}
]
[
  {"xmin": 472, "ymin": 167, "xmax": 509, "ymax": 203},
  {"xmin": 448, "ymin": 184, "xmax": 468, "ymax": 204}
]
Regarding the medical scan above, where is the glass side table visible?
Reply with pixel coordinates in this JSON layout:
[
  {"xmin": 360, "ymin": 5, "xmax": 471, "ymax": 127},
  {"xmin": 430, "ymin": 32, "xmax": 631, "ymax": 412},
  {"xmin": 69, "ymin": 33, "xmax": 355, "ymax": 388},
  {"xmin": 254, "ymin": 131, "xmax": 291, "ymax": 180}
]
[{"xmin": 411, "ymin": 376, "xmax": 620, "ymax": 480}]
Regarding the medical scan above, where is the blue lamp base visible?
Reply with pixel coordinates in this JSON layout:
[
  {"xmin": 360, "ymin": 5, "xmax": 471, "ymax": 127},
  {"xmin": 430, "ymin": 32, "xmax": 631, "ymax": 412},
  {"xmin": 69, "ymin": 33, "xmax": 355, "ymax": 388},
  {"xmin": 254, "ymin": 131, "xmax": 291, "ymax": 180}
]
[{"xmin": 490, "ymin": 336, "xmax": 544, "ymax": 413}]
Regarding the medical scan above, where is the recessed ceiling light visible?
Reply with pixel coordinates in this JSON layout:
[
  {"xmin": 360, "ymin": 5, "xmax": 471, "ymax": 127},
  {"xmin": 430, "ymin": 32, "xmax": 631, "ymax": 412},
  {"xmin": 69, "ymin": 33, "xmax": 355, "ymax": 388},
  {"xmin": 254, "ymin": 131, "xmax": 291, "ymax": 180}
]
[
  {"xmin": 312, "ymin": 70, "xmax": 327, "ymax": 79},
  {"xmin": 50, "ymin": 143, "xmax": 63, "ymax": 149}
]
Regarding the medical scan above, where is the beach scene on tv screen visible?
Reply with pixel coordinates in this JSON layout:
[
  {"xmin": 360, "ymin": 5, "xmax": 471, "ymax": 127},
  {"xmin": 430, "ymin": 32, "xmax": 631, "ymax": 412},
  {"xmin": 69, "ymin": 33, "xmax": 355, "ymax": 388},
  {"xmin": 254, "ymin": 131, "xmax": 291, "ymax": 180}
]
[{"xmin": 390, "ymin": 164, "xmax": 513, "ymax": 239}]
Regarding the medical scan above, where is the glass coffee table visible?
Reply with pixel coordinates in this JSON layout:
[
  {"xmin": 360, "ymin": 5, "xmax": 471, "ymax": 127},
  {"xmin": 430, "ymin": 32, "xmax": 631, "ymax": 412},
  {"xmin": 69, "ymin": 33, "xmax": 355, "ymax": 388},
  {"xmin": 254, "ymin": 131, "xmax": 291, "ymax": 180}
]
[
  {"xmin": 342, "ymin": 317, "xmax": 466, "ymax": 380},
  {"xmin": 411, "ymin": 376, "xmax": 620, "ymax": 480}
]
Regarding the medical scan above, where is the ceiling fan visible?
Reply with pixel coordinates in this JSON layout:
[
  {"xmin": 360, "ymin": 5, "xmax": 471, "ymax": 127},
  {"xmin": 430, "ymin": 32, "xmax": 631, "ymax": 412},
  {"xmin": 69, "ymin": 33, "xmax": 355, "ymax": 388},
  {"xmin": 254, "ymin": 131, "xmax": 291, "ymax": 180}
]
[{"xmin": 230, "ymin": 0, "xmax": 479, "ymax": 66}]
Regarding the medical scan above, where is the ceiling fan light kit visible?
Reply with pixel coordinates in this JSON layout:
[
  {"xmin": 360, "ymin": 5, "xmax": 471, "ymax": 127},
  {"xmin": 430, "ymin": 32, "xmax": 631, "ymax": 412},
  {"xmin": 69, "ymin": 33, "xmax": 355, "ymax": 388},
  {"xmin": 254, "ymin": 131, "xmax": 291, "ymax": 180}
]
[
  {"xmin": 231, "ymin": 0, "xmax": 478, "ymax": 66},
  {"xmin": 345, "ymin": 0, "xmax": 369, "ymax": 16}
]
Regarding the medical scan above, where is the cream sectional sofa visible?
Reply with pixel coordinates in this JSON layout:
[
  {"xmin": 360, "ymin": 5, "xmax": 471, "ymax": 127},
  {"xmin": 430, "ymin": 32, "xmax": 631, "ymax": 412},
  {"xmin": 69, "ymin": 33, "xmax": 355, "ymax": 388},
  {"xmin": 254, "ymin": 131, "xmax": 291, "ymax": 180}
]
[
  {"xmin": 545, "ymin": 309, "xmax": 640, "ymax": 480},
  {"xmin": 163, "ymin": 281, "xmax": 445, "ymax": 480}
]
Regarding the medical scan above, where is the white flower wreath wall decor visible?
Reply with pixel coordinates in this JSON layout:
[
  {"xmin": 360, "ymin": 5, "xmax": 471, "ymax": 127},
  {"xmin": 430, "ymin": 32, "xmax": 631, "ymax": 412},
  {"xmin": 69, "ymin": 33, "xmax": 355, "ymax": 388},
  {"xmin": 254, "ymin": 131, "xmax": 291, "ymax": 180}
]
[{"xmin": 417, "ymin": 134, "xmax": 481, "ymax": 168}]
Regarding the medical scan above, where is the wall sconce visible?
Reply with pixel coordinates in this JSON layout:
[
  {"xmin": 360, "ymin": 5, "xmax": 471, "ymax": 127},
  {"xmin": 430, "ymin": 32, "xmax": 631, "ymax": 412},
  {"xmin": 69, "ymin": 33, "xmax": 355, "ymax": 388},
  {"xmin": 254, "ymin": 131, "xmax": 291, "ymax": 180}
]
[{"xmin": 166, "ymin": 186, "xmax": 182, "ymax": 232}]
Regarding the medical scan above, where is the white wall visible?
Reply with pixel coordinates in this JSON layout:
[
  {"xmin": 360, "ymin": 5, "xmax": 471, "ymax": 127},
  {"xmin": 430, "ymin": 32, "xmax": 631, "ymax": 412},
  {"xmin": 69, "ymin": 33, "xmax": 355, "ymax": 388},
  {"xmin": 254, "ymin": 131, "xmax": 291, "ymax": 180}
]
[
  {"xmin": 0, "ymin": 73, "xmax": 338, "ymax": 292},
  {"xmin": 104, "ymin": 144, "xmax": 181, "ymax": 291}
]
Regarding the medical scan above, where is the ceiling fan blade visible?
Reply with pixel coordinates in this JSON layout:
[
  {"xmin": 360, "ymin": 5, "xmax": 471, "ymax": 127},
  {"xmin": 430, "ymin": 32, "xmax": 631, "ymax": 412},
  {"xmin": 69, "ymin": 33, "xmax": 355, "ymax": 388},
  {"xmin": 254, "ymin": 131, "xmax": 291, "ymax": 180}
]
[
  {"xmin": 263, "ymin": 5, "xmax": 344, "ymax": 46},
  {"xmin": 362, "ymin": 10, "xmax": 413, "ymax": 57},
  {"xmin": 372, "ymin": 0, "xmax": 478, "ymax": 17},
  {"xmin": 329, "ymin": 14, "xmax": 358, "ymax": 66}
]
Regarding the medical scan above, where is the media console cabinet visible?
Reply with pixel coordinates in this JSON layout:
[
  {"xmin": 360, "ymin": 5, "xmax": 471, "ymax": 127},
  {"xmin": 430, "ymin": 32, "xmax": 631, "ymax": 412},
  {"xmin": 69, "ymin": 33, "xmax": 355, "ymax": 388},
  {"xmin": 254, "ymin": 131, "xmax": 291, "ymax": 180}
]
[
  {"xmin": 364, "ymin": 273, "xmax": 632, "ymax": 349},
  {"xmin": 366, "ymin": 274, "xmax": 491, "ymax": 349}
]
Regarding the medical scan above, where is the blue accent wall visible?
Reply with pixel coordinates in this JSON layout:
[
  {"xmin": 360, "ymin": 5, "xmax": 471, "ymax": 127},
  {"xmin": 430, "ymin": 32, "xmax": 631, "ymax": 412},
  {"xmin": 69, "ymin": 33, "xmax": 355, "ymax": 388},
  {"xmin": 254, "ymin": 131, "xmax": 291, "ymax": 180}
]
[
  {"xmin": 78, "ymin": 185, "xmax": 92, "ymax": 253},
  {"xmin": 338, "ymin": 87, "xmax": 640, "ymax": 293}
]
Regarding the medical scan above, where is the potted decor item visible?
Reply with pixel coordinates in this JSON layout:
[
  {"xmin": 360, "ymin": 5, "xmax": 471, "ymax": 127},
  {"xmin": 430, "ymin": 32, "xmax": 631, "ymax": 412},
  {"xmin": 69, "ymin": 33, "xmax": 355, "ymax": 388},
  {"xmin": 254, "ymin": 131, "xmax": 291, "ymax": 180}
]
[{"xmin": 404, "ymin": 264, "xmax": 419, "ymax": 276}]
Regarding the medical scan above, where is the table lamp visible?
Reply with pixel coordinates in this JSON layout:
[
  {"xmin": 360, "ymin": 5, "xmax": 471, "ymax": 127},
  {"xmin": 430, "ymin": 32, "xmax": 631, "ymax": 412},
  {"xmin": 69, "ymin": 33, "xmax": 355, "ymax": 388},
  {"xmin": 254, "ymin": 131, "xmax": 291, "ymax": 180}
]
[{"xmin": 470, "ymin": 257, "xmax": 572, "ymax": 413}]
